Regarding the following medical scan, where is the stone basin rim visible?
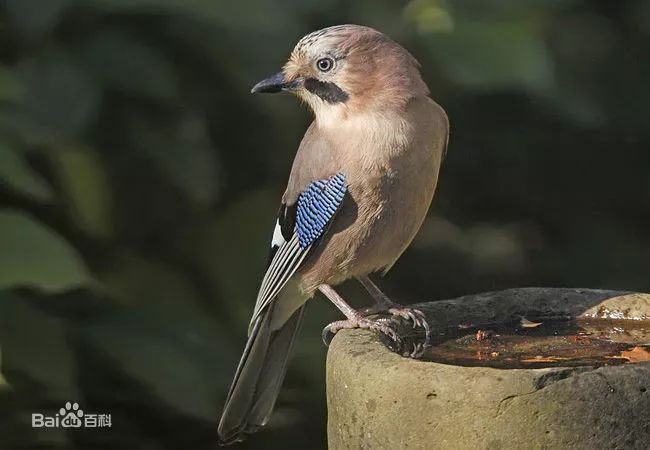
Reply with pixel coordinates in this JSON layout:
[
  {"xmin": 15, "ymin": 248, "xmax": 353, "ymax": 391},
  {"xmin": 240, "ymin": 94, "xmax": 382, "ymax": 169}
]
[{"xmin": 412, "ymin": 287, "xmax": 650, "ymax": 326}]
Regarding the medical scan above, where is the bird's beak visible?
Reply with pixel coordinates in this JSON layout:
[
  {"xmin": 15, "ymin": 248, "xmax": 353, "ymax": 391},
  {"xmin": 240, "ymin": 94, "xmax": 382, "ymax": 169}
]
[{"xmin": 251, "ymin": 72, "xmax": 303, "ymax": 94}]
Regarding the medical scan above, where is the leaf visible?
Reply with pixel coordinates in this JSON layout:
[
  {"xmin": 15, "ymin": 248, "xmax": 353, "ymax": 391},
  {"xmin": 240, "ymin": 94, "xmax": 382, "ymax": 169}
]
[
  {"xmin": 420, "ymin": 17, "xmax": 555, "ymax": 94},
  {"xmin": 521, "ymin": 356, "xmax": 570, "ymax": 363},
  {"xmin": 78, "ymin": 0, "xmax": 295, "ymax": 30},
  {"xmin": 0, "ymin": 347, "xmax": 9, "ymax": 390},
  {"xmin": 619, "ymin": 346, "xmax": 650, "ymax": 363},
  {"xmin": 13, "ymin": 51, "xmax": 101, "ymax": 140},
  {"xmin": 128, "ymin": 111, "xmax": 220, "ymax": 206},
  {"xmin": 96, "ymin": 250, "xmax": 202, "ymax": 306},
  {"xmin": 0, "ymin": 65, "xmax": 24, "ymax": 102},
  {"xmin": 404, "ymin": 0, "xmax": 454, "ymax": 33},
  {"xmin": 0, "ymin": 211, "xmax": 92, "ymax": 292},
  {"xmin": 82, "ymin": 300, "xmax": 235, "ymax": 420},
  {"xmin": 81, "ymin": 31, "xmax": 178, "ymax": 101},
  {"xmin": 49, "ymin": 146, "xmax": 114, "ymax": 238},
  {"xmin": 0, "ymin": 291, "xmax": 78, "ymax": 400},
  {"xmin": 0, "ymin": 141, "xmax": 55, "ymax": 202},
  {"xmin": 4, "ymin": 0, "xmax": 71, "ymax": 37},
  {"xmin": 175, "ymin": 189, "xmax": 277, "ymax": 323},
  {"xmin": 520, "ymin": 317, "xmax": 543, "ymax": 328},
  {"xmin": 475, "ymin": 329, "xmax": 494, "ymax": 341}
]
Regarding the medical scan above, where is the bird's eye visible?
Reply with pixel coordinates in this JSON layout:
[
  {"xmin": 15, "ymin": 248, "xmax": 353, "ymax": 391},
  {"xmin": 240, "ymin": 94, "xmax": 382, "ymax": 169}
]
[{"xmin": 316, "ymin": 57, "xmax": 334, "ymax": 72}]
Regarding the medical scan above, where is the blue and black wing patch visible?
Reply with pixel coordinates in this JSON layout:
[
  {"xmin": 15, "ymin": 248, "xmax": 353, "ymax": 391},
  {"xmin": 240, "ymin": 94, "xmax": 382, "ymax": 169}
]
[
  {"xmin": 250, "ymin": 173, "xmax": 347, "ymax": 330},
  {"xmin": 295, "ymin": 173, "xmax": 346, "ymax": 248}
]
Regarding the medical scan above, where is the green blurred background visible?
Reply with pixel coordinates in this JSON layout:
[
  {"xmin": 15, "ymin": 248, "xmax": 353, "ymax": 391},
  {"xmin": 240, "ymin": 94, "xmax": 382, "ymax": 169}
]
[{"xmin": 0, "ymin": 0, "xmax": 649, "ymax": 448}]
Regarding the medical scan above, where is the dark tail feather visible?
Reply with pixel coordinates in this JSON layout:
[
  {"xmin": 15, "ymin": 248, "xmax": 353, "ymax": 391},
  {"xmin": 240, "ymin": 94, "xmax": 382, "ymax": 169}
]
[{"xmin": 218, "ymin": 304, "xmax": 305, "ymax": 444}]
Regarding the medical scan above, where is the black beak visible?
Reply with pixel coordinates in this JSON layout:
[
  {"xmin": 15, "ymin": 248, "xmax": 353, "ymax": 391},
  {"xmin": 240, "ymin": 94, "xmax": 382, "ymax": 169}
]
[{"xmin": 251, "ymin": 72, "xmax": 302, "ymax": 94}]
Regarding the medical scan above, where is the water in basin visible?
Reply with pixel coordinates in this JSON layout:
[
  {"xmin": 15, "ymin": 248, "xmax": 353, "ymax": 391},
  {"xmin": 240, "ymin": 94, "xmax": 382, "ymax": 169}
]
[{"xmin": 417, "ymin": 318, "xmax": 650, "ymax": 368}]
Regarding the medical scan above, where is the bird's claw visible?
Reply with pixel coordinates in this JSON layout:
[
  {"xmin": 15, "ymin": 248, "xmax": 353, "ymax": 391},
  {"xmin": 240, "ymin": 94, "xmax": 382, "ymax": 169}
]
[
  {"xmin": 362, "ymin": 303, "xmax": 429, "ymax": 333},
  {"xmin": 387, "ymin": 307, "xmax": 430, "ymax": 340},
  {"xmin": 387, "ymin": 307, "xmax": 427, "ymax": 329},
  {"xmin": 406, "ymin": 341, "xmax": 427, "ymax": 358},
  {"xmin": 322, "ymin": 316, "xmax": 401, "ymax": 346}
]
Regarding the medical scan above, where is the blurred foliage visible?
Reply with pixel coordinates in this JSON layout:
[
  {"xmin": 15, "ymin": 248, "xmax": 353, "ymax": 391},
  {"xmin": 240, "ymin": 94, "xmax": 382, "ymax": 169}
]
[
  {"xmin": 0, "ymin": 0, "xmax": 649, "ymax": 449},
  {"xmin": 0, "ymin": 210, "xmax": 91, "ymax": 291}
]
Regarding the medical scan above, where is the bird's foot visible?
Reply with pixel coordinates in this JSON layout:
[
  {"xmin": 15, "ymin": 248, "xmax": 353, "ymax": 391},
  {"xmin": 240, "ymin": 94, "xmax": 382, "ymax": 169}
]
[
  {"xmin": 362, "ymin": 304, "xmax": 430, "ymax": 336},
  {"xmin": 360, "ymin": 303, "xmax": 431, "ymax": 358},
  {"xmin": 386, "ymin": 307, "xmax": 431, "ymax": 356},
  {"xmin": 407, "ymin": 341, "xmax": 427, "ymax": 359},
  {"xmin": 388, "ymin": 307, "xmax": 429, "ymax": 330},
  {"xmin": 322, "ymin": 315, "xmax": 400, "ymax": 346}
]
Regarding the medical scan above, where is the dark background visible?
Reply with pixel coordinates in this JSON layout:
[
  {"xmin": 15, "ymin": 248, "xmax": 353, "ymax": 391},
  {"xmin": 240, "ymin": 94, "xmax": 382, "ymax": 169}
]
[{"xmin": 0, "ymin": 0, "xmax": 649, "ymax": 449}]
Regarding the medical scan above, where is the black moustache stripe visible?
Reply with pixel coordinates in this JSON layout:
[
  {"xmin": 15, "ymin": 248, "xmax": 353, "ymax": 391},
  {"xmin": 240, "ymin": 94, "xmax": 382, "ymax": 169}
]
[{"xmin": 304, "ymin": 78, "xmax": 349, "ymax": 104}]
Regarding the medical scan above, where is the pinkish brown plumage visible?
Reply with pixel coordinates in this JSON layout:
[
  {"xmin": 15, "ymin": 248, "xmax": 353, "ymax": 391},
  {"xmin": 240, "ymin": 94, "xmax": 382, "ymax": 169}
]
[{"xmin": 218, "ymin": 24, "xmax": 449, "ymax": 444}]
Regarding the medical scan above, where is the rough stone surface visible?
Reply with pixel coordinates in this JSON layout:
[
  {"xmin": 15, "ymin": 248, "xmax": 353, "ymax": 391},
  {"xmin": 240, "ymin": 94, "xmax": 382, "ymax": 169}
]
[{"xmin": 327, "ymin": 288, "xmax": 650, "ymax": 450}]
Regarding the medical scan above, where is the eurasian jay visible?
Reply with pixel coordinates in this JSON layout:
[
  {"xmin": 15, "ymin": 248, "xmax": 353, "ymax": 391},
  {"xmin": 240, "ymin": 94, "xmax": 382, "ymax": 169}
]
[{"xmin": 218, "ymin": 24, "xmax": 449, "ymax": 443}]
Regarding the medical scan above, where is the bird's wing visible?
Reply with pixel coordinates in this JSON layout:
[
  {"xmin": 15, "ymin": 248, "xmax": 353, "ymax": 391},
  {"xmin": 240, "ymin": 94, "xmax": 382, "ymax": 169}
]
[{"xmin": 248, "ymin": 172, "xmax": 347, "ymax": 331}]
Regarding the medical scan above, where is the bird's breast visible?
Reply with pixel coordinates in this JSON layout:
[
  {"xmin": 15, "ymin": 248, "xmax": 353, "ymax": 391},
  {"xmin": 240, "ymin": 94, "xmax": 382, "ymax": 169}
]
[
  {"xmin": 296, "ymin": 97, "xmax": 448, "ymax": 292},
  {"xmin": 298, "ymin": 147, "xmax": 440, "ymax": 292}
]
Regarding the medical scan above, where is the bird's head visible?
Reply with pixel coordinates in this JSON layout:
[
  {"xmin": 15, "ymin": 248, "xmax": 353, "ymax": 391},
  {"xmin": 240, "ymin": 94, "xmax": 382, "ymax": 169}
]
[{"xmin": 251, "ymin": 25, "xmax": 429, "ymax": 121}]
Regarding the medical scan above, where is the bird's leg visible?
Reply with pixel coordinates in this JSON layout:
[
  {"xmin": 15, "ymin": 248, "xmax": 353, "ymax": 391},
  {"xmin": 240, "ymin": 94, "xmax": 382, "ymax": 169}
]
[
  {"xmin": 356, "ymin": 275, "xmax": 430, "ymax": 333},
  {"xmin": 318, "ymin": 284, "xmax": 400, "ymax": 344}
]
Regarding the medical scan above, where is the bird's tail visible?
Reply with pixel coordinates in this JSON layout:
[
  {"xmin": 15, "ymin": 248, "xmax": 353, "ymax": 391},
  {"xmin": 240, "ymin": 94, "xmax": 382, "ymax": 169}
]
[{"xmin": 218, "ymin": 300, "xmax": 305, "ymax": 444}]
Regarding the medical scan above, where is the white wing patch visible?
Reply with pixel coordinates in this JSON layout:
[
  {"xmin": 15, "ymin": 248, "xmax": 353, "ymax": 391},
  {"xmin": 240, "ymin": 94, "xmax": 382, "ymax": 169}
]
[{"xmin": 270, "ymin": 220, "xmax": 286, "ymax": 248}]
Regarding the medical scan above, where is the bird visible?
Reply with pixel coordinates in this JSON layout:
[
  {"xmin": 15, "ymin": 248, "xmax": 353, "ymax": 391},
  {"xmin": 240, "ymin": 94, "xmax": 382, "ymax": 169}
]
[{"xmin": 218, "ymin": 24, "xmax": 449, "ymax": 444}]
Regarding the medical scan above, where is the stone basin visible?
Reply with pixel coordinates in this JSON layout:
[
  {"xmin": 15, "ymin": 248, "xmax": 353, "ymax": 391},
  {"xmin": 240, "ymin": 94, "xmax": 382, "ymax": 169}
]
[{"xmin": 326, "ymin": 288, "xmax": 650, "ymax": 450}]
